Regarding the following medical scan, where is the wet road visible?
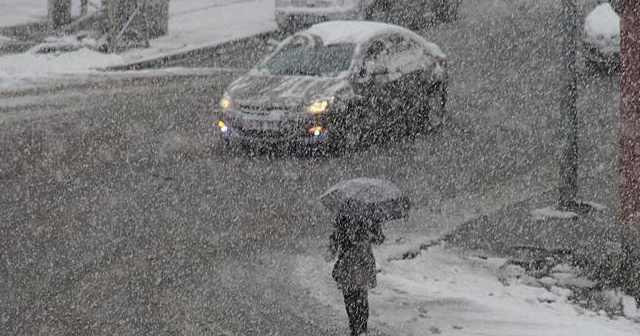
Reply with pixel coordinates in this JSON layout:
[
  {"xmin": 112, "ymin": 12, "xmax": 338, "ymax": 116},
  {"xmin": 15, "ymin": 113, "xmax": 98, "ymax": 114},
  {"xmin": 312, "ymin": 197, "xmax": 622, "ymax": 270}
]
[{"xmin": 0, "ymin": 0, "xmax": 619, "ymax": 335}]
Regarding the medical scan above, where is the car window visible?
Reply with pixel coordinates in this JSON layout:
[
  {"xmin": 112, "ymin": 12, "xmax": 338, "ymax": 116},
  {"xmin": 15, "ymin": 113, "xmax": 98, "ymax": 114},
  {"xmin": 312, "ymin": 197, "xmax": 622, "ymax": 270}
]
[
  {"xmin": 385, "ymin": 34, "xmax": 431, "ymax": 77},
  {"xmin": 257, "ymin": 36, "xmax": 356, "ymax": 77},
  {"xmin": 362, "ymin": 39, "xmax": 391, "ymax": 71}
]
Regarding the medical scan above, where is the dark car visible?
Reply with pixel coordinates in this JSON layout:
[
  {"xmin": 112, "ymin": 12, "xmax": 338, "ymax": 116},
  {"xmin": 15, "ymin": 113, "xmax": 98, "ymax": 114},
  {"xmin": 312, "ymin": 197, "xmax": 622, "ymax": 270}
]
[
  {"xmin": 275, "ymin": 0, "xmax": 462, "ymax": 33},
  {"xmin": 214, "ymin": 20, "xmax": 448, "ymax": 154}
]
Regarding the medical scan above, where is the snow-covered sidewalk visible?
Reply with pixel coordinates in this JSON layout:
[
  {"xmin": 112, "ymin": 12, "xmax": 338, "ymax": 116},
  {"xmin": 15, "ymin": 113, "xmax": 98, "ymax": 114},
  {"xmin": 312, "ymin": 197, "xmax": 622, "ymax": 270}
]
[
  {"xmin": 296, "ymin": 241, "xmax": 640, "ymax": 336},
  {"xmin": 296, "ymin": 171, "xmax": 640, "ymax": 335},
  {"xmin": 0, "ymin": 0, "xmax": 276, "ymax": 91}
]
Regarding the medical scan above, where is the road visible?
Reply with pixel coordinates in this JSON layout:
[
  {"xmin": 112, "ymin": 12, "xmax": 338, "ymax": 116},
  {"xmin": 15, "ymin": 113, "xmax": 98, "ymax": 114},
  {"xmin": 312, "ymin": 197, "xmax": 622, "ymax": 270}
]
[{"xmin": 0, "ymin": 0, "xmax": 619, "ymax": 335}]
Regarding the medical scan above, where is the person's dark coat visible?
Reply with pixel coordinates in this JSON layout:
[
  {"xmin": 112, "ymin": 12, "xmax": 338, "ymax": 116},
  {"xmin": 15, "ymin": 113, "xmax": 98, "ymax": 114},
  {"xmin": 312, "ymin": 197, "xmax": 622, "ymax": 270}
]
[{"xmin": 330, "ymin": 214, "xmax": 385, "ymax": 290}]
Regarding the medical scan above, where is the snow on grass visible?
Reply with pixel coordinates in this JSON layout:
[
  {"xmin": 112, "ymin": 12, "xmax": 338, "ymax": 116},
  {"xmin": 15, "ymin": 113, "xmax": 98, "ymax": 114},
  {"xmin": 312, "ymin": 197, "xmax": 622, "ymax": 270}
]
[
  {"xmin": 530, "ymin": 206, "xmax": 578, "ymax": 220},
  {"xmin": 0, "ymin": 0, "xmax": 102, "ymax": 28},
  {"xmin": 0, "ymin": 47, "xmax": 123, "ymax": 91},
  {"xmin": 0, "ymin": 0, "xmax": 276, "ymax": 92},
  {"xmin": 120, "ymin": 0, "xmax": 276, "ymax": 63}
]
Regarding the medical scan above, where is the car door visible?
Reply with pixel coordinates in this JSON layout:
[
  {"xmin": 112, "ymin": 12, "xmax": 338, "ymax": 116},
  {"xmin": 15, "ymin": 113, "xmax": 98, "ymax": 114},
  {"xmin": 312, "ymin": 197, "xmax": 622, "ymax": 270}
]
[
  {"xmin": 355, "ymin": 37, "xmax": 397, "ymax": 139},
  {"xmin": 380, "ymin": 34, "xmax": 437, "ymax": 134},
  {"xmin": 390, "ymin": 34, "xmax": 440, "ymax": 130}
]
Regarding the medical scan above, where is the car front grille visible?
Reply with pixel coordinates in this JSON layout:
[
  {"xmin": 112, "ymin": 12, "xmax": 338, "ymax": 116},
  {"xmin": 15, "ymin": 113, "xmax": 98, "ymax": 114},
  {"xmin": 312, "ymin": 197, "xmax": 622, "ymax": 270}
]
[
  {"xmin": 239, "ymin": 129, "xmax": 289, "ymax": 138},
  {"xmin": 237, "ymin": 104, "xmax": 292, "ymax": 115}
]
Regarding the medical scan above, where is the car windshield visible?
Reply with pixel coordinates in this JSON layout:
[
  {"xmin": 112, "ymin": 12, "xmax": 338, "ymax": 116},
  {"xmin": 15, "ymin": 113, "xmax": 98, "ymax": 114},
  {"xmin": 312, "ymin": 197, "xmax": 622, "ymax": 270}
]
[{"xmin": 258, "ymin": 40, "xmax": 356, "ymax": 77}]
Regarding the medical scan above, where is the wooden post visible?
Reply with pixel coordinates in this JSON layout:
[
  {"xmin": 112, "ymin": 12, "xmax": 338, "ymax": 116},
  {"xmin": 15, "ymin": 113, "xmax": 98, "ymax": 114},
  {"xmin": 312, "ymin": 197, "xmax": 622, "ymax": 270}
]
[{"xmin": 619, "ymin": 0, "xmax": 640, "ymax": 297}]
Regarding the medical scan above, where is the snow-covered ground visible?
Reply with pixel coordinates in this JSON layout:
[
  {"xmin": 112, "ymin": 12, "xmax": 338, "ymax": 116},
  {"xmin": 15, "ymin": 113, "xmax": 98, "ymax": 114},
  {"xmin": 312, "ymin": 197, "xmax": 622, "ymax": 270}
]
[
  {"xmin": 0, "ymin": 0, "xmax": 276, "ymax": 91},
  {"xmin": 1, "ymin": 1, "xmax": 640, "ymax": 334},
  {"xmin": 297, "ymin": 241, "xmax": 640, "ymax": 336}
]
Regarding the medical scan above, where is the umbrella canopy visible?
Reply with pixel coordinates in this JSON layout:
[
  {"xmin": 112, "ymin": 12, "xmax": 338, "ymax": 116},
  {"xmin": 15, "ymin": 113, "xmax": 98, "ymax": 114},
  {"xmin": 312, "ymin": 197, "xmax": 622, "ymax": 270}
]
[{"xmin": 320, "ymin": 178, "xmax": 411, "ymax": 221}]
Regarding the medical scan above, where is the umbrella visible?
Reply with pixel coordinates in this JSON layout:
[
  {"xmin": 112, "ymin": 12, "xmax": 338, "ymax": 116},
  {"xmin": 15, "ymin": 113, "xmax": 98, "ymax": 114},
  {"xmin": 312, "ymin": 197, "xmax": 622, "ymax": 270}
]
[{"xmin": 320, "ymin": 178, "xmax": 411, "ymax": 221}]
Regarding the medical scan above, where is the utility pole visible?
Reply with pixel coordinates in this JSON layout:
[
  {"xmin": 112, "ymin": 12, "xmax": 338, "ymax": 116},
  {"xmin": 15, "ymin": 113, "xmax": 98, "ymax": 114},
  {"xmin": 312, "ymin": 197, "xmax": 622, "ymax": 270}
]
[
  {"xmin": 558, "ymin": 0, "xmax": 579, "ymax": 210},
  {"xmin": 619, "ymin": 0, "xmax": 640, "ymax": 297}
]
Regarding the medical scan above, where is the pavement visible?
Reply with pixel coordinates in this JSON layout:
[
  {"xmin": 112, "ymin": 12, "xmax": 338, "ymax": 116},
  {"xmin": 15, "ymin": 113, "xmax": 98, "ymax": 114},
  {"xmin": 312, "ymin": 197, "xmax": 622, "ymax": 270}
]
[
  {"xmin": 445, "ymin": 188, "xmax": 622, "ymax": 269},
  {"xmin": 2, "ymin": 12, "xmax": 624, "ymax": 256},
  {"xmin": 2, "ymin": 2, "xmax": 636, "ymax": 333},
  {"xmin": 2, "ymin": 0, "xmax": 628, "ymax": 296}
]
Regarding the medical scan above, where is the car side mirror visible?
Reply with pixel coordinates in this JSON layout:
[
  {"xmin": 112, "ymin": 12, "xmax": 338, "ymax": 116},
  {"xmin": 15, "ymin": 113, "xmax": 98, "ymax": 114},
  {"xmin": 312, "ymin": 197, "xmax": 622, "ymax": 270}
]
[
  {"xmin": 358, "ymin": 61, "xmax": 388, "ymax": 82},
  {"xmin": 371, "ymin": 65, "xmax": 389, "ymax": 77}
]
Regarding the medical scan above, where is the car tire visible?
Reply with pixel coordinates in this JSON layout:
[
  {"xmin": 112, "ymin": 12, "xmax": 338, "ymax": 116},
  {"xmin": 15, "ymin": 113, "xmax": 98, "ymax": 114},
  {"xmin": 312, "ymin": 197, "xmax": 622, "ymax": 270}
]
[
  {"xmin": 330, "ymin": 125, "xmax": 363, "ymax": 156},
  {"xmin": 217, "ymin": 137, "xmax": 250, "ymax": 156},
  {"xmin": 328, "ymin": 108, "xmax": 368, "ymax": 155}
]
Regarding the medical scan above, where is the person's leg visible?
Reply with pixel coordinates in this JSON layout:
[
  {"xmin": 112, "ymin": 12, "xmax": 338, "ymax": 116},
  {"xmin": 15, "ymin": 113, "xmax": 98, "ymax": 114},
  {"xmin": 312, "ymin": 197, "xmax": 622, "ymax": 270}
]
[
  {"xmin": 354, "ymin": 288, "xmax": 369, "ymax": 335},
  {"xmin": 343, "ymin": 288, "xmax": 359, "ymax": 336}
]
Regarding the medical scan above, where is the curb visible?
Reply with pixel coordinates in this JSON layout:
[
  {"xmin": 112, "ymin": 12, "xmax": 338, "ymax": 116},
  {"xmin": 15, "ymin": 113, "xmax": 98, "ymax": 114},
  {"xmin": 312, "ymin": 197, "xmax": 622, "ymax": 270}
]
[
  {"xmin": 0, "ymin": 21, "xmax": 49, "ymax": 55},
  {"xmin": 0, "ymin": 41, "xmax": 36, "ymax": 55},
  {"xmin": 107, "ymin": 30, "xmax": 278, "ymax": 71}
]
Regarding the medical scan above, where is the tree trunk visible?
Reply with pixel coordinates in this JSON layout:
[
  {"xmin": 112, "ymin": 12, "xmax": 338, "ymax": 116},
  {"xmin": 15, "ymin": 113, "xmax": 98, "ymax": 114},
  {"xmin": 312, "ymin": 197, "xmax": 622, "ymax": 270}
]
[
  {"xmin": 48, "ymin": 0, "xmax": 72, "ymax": 28},
  {"xmin": 142, "ymin": 0, "xmax": 170, "ymax": 39},
  {"xmin": 104, "ymin": 0, "xmax": 169, "ymax": 51}
]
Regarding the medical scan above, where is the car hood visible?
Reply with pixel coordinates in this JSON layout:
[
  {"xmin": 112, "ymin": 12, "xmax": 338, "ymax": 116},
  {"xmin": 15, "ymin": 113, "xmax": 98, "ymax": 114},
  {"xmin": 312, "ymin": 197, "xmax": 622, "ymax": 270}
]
[{"xmin": 226, "ymin": 74, "xmax": 349, "ymax": 111}]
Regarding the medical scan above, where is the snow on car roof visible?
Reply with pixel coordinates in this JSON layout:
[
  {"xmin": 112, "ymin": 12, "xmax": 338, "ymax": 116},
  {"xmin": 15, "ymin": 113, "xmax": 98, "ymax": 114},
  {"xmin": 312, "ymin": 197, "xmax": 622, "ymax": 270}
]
[
  {"xmin": 584, "ymin": 3, "xmax": 620, "ymax": 37},
  {"xmin": 289, "ymin": 20, "xmax": 446, "ymax": 60},
  {"xmin": 302, "ymin": 20, "xmax": 415, "ymax": 45}
]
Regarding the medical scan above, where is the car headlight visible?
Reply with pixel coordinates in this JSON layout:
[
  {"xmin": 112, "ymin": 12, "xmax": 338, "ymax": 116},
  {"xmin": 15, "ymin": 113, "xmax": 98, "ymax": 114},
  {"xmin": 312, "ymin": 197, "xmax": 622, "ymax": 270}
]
[
  {"xmin": 219, "ymin": 96, "xmax": 233, "ymax": 110},
  {"xmin": 307, "ymin": 99, "xmax": 332, "ymax": 115}
]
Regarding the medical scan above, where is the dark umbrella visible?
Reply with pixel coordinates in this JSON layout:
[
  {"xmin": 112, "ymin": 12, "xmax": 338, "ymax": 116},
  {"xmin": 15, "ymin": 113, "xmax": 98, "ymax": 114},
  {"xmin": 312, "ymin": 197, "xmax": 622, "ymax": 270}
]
[{"xmin": 320, "ymin": 178, "xmax": 411, "ymax": 221}]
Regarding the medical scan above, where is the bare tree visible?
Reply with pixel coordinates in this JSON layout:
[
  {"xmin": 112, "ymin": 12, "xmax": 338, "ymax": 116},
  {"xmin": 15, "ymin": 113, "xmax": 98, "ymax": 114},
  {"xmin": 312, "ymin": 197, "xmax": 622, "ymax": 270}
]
[
  {"xmin": 48, "ymin": 0, "xmax": 72, "ymax": 28},
  {"xmin": 103, "ymin": 0, "xmax": 169, "ymax": 52}
]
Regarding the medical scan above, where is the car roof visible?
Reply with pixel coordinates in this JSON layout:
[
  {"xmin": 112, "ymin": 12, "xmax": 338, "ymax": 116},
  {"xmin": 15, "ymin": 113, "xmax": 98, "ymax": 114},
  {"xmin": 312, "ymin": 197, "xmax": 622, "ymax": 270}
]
[{"xmin": 301, "ymin": 20, "xmax": 417, "ymax": 45}]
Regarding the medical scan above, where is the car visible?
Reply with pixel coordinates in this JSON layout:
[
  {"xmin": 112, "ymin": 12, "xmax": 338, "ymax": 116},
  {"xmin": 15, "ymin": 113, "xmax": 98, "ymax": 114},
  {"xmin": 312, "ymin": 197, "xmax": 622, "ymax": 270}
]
[
  {"xmin": 214, "ymin": 20, "xmax": 449, "ymax": 154},
  {"xmin": 583, "ymin": 0, "xmax": 620, "ymax": 72},
  {"xmin": 275, "ymin": 0, "xmax": 461, "ymax": 33}
]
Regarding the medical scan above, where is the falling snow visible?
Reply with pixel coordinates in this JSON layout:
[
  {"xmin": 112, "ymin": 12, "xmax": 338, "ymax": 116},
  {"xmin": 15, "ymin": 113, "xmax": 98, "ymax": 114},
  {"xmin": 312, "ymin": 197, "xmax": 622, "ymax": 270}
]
[{"xmin": 0, "ymin": 0, "xmax": 636, "ymax": 335}]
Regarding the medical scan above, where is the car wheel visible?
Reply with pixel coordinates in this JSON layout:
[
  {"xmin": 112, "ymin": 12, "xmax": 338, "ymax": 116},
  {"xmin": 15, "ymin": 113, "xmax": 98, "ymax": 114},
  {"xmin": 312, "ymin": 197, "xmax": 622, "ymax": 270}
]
[
  {"xmin": 327, "ymin": 109, "xmax": 369, "ymax": 155},
  {"xmin": 426, "ymin": 84, "xmax": 447, "ymax": 131},
  {"xmin": 217, "ymin": 137, "xmax": 250, "ymax": 156},
  {"xmin": 330, "ymin": 125, "xmax": 364, "ymax": 155}
]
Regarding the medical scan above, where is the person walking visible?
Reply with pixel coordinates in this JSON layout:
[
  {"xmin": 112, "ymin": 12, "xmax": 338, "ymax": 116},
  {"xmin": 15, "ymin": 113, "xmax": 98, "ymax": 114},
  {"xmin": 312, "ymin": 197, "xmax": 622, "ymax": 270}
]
[{"xmin": 326, "ymin": 213, "xmax": 385, "ymax": 336}]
